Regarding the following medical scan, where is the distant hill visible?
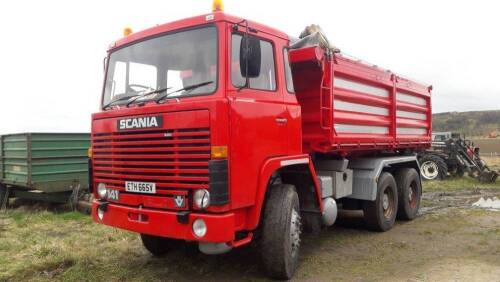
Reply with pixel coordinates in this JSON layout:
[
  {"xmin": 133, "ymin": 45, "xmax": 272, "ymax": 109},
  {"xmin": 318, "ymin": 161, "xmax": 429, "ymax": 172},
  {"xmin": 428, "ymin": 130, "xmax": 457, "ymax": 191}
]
[{"xmin": 432, "ymin": 110, "xmax": 500, "ymax": 137}]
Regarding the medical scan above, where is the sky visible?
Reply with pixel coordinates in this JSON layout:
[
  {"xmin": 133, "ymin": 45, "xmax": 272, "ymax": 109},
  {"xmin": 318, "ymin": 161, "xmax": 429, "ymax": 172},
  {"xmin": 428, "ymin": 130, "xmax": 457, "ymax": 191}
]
[{"xmin": 0, "ymin": 0, "xmax": 499, "ymax": 134}]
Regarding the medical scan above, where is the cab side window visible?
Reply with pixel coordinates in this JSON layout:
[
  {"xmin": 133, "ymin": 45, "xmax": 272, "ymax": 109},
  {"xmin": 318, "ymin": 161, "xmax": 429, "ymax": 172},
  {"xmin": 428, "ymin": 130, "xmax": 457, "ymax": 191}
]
[{"xmin": 231, "ymin": 34, "xmax": 276, "ymax": 91}]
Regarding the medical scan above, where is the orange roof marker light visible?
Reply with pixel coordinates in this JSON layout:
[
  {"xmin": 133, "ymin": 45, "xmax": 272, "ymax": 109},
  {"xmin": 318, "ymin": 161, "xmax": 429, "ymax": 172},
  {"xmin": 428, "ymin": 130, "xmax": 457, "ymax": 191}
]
[
  {"xmin": 123, "ymin": 27, "xmax": 133, "ymax": 37},
  {"xmin": 212, "ymin": 0, "xmax": 224, "ymax": 12}
]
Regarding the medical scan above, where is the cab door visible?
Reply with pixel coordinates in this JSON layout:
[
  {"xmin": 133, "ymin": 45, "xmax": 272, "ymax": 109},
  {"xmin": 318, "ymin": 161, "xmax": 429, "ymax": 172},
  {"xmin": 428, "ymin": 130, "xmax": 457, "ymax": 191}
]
[{"xmin": 227, "ymin": 30, "xmax": 287, "ymax": 208}]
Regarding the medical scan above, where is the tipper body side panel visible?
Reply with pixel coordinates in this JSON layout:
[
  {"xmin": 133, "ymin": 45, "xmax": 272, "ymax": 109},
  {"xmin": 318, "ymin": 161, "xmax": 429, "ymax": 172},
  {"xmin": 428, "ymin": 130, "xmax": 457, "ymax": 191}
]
[{"xmin": 289, "ymin": 46, "xmax": 432, "ymax": 156}]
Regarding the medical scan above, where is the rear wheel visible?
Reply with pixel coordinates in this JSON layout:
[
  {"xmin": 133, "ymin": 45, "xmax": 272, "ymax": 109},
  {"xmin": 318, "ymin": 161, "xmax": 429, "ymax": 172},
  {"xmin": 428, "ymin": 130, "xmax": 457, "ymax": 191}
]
[
  {"xmin": 140, "ymin": 234, "xmax": 179, "ymax": 256},
  {"xmin": 261, "ymin": 184, "xmax": 301, "ymax": 280},
  {"xmin": 395, "ymin": 168, "xmax": 421, "ymax": 220},
  {"xmin": 419, "ymin": 155, "xmax": 448, "ymax": 180},
  {"xmin": 363, "ymin": 172, "xmax": 398, "ymax": 231}
]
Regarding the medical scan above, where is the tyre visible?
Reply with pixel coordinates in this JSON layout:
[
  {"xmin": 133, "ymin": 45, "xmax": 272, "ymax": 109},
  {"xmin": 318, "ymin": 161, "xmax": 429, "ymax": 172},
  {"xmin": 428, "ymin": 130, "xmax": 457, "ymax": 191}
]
[
  {"xmin": 419, "ymin": 155, "xmax": 448, "ymax": 180},
  {"xmin": 395, "ymin": 168, "xmax": 421, "ymax": 220},
  {"xmin": 363, "ymin": 172, "xmax": 398, "ymax": 232},
  {"xmin": 261, "ymin": 184, "xmax": 301, "ymax": 280},
  {"xmin": 140, "ymin": 234, "xmax": 179, "ymax": 256},
  {"xmin": 0, "ymin": 184, "xmax": 8, "ymax": 209}
]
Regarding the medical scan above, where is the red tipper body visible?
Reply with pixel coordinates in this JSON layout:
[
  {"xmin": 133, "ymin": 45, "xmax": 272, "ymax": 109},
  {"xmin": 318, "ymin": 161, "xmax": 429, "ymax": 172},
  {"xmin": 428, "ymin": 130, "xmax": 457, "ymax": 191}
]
[
  {"xmin": 289, "ymin": 47, "xmax": 432, "ymax": 155},
  {"xmin": 90, "ymin": 12, "xmax": 431, "ymax": 247}
]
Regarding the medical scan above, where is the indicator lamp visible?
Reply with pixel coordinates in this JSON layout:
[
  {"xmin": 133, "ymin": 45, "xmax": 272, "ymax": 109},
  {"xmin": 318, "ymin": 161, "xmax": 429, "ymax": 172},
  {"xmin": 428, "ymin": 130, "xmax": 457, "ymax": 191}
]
[
  {"xmin": 123, "ymin": 27, "xmax": 133, "ymax": 37},
  {"xmin": 212, "ymin": 0, "xmax": 224, "ymax": 12}
]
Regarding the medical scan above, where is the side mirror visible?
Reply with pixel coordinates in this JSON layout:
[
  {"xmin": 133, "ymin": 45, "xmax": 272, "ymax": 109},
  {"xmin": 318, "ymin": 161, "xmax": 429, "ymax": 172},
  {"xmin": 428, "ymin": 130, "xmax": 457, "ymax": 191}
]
[{"xmin": 240, "ymin": 35, "xmax": 261, "ymax": 78}]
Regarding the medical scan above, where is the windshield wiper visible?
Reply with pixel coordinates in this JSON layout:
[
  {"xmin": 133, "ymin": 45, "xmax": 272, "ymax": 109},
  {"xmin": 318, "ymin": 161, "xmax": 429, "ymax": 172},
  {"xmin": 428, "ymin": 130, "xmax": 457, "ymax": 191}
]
[
  {"xmin": 103, "ymin": 94, "xmax": 140, "ymax": 110},
  {"xmin": 125, "ymin": 86, "xmax": 172, "ymax": 107},
  {"xmin": 155, "ymin": 81, "xmax": 214, "ymax": 104}
]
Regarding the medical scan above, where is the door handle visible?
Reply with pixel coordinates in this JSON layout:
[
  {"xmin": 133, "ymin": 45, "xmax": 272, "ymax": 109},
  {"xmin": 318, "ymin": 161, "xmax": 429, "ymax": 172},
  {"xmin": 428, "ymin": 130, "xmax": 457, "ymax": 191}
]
[{"xmin": 275, "ymin": 117, "xmax": 288, "ymax": 124}]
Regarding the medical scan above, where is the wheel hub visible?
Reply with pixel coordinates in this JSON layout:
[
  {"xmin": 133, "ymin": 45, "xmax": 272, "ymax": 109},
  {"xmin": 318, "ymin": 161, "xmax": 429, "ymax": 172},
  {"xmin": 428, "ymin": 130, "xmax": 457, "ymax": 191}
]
[
  {"xmin": 382, "ymin": 194, "xmax": 389, "ymax": 210},
  {"xmin": 382, "ymin": 187, "xmax": 395, "ymax": 219},
  {"xmin": 408, "ymin": 181, "xmax": 419, "ymax": 209},
  {"xmin": 289, "ymin": 208, "xmax": 301, "ymax": 256},
  {"xmin": 421, "ymin": 161, "xmax": 439, "ymax": 180}
]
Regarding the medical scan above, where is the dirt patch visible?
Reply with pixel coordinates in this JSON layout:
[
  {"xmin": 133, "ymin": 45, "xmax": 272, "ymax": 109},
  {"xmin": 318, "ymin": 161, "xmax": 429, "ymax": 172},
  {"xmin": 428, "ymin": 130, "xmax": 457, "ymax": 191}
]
[
  {"xmin": 421, "ymin": 188, "xmax": 500, "ymax": 215},
  {"xmin": 296, "ymin": 206, "xmax": 500, "ymax": 281},
  {"xmin": 473, "ymin": 139, "xmax": 500, "ymax": 155}
]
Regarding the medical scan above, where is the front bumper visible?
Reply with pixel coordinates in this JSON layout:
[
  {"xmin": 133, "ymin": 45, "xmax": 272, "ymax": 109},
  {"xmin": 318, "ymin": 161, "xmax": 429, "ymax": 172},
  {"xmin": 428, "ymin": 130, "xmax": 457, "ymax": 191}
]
[{"xmin": 92, "ymin": 201, "xmax": 235, "ymax": 243}]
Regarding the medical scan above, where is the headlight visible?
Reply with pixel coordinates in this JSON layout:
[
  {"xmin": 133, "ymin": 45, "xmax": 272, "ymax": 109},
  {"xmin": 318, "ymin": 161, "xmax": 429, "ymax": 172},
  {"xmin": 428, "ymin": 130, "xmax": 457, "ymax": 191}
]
[
  {"xmin": 97, "ymin": 183, "xmax": 107, "ymax": 199},
  {"xmin": 194, "ymin": 189, "xmax": 210, "ymax": 209},
  {"xmin": 192, "ymin": 219, "xmax": 207, "ymax": 238}
]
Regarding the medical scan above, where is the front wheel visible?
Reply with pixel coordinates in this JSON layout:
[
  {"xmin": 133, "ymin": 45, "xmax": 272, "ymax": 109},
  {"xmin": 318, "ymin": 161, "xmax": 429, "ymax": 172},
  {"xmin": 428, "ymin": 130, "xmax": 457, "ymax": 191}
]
[
  {"xmin": 260, "ymin": 184, "xmax": 301, "ymax": 280},
  {"xmin": 140, "ymin": 234, "xmax": 179, "ymax": 256},
  {"xmin": 363, "ymin": 172, "xmax": 398, "ymax": 232}
]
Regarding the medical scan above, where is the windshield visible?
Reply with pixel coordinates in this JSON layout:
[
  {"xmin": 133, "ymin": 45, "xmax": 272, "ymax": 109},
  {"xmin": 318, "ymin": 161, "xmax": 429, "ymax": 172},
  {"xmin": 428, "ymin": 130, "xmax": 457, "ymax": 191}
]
[{"xmin": 103, "ymin": 26, "xmax": 218, "ymax": 107}]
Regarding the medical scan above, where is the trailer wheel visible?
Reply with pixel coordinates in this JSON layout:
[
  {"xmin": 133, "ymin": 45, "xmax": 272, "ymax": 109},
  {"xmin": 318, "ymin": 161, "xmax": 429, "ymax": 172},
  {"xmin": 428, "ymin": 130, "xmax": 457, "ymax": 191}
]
[
  {"xmin": 261, "ymin": 184, "xmax": 301, "ymax": 280},
  {"xmin": 0, "ymin": 184, "xmax": 7, "ymax": 209},
  {"xmin": 363, "ymin": 172, "xmax": 398, "ymax": 232},
  {"xmin": 140, "ymin": 234, "xmax": 179, "ymax": 256},
  {"xmin": 419, "ymin": 155, "xmax": 448, "ymax": 180},
  {"xmin": 0, "ymin": 183, "xmax": 9, "ymax": 210},
  {"xmin": 395, "ymin": 168, "xmax": 421, "ymax": 220}
]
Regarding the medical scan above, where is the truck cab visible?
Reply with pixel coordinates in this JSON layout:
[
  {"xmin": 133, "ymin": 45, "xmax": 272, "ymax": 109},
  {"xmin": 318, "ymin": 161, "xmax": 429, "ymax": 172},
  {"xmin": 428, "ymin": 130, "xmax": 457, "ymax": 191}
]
[
  {"xmin": 92, "ymin": 9, "xmax": 311, "ymax": 255},
  {"xmin": 90, "ymin": 9, "xmax": 429, "ymax": 280}
]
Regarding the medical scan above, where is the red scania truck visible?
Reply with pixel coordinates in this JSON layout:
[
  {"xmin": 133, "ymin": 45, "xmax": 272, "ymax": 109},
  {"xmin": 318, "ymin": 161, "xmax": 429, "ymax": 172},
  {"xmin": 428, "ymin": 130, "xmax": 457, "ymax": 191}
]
[{"xmin": 89, "ymin": 4, "xmax": 432, "ymax": 279}]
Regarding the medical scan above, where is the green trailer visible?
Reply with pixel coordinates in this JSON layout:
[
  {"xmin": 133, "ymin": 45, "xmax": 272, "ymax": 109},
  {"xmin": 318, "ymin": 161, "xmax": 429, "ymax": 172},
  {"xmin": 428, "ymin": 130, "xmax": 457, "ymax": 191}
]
[{"xmin": 0, "ymin": 133, "xmax": 90, "ymax": 206}]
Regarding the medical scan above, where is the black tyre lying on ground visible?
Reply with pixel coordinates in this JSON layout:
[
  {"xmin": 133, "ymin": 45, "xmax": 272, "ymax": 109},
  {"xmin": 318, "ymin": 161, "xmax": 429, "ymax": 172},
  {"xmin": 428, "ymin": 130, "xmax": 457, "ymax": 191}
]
[
  {"xmin": 363, "ymin": 172, "xmax": 398, "ymax": 232},
  {"xmin": 395, "ymin": 168, "xmax": 421, "ymax": 220},
  {"xmin": 419, "ymin": 154, "xmax": 448, "ymax": 181},
  {"xmin": 260, "ymin": 184, "xmax": 301, "ymax": 280},
  {"xmin": 140, "ymin": 234, "xmax": 180, "ymax": 256}
]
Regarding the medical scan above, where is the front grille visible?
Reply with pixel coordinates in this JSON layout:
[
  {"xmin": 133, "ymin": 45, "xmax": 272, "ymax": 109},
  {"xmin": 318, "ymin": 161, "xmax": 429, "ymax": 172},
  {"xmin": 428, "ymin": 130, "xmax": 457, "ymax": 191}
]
[{"xmin": 92, "ymin": 128, "xmax": 210, "ymax": 195}]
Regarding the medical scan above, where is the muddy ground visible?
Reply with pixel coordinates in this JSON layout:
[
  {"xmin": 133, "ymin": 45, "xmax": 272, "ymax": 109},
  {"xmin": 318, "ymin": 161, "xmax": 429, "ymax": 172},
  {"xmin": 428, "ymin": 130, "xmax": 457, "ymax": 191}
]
[{"xmin": 0, "ymin": 179, "xmax": 499, "ymax": 281}]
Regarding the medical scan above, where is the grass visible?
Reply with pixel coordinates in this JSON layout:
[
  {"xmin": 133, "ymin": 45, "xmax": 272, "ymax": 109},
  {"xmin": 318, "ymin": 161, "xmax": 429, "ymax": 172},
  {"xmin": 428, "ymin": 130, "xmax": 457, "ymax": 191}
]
[
  {"xmin": 0, "ymin": 208, "xmax": 139, "ymax": 281},
  {"xmin": 422, "ymin": 176, "xmax": 500, "ymax": 192}
]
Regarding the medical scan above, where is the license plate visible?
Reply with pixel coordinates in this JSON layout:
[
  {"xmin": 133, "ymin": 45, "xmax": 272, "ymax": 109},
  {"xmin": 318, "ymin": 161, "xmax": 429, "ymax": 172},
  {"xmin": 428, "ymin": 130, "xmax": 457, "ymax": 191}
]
[
  {"xmin": 107, "ymin": 189, "xmax": 120, "ymax": 201},
  {"xmin": 125, "ymin": 181, "xmax": 156, "ymax": 194}
]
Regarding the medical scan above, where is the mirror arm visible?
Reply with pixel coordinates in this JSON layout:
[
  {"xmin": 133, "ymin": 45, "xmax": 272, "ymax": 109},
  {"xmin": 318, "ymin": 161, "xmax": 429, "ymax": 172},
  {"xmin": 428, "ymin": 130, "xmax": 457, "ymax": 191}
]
[
  {"xmin": 235, "ymin": 19, "xmax": 250, "ymax": 92},
  {"xmin": 243, "ymin": 19, "xmax": 250, "ymax": 90}
]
